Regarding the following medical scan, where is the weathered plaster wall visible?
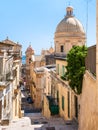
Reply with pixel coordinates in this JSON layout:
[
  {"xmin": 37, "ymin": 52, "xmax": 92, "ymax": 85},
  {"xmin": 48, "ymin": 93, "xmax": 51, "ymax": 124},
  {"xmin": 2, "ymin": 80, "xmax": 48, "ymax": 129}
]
[
  {"xmin": 43, "ymin": 95, "xmax": 51, "ymax": 119},
  {"xmin": 79, "ymin": 71, "xmax": 98, "ymax": 130}
]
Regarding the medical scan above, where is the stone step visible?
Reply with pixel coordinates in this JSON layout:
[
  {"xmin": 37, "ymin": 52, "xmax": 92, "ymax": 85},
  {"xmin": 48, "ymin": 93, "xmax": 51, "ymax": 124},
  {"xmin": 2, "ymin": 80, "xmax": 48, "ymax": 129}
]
[
  {"xmin": 1, "ymin": 125, "xmax": 42, "ymax": 130},
  {"xmin": 0, "ymin": 117, "xmax": 43, "ymax": 130}
]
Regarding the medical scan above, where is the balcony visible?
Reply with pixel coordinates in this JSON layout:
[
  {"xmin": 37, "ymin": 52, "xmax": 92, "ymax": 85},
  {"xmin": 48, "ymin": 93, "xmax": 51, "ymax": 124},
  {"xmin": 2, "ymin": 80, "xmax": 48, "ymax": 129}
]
[
  {"xmin": 54, "ymin": 52, "xmax": 66, "ymax": 57},
  {"xmin": 47, "ymin": 96, "xmax": 59, "ymax": 115}
]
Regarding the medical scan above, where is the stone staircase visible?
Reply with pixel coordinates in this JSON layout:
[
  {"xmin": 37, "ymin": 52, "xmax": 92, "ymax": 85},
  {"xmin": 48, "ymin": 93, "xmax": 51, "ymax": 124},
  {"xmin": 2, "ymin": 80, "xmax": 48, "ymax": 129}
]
[
  {"xmin": 0, "ymin": 114, "xmax": 78, "ymax": 130},
  {"xmin": 0, "ymin": 117, "xmax": 42, "ymax": 130}
]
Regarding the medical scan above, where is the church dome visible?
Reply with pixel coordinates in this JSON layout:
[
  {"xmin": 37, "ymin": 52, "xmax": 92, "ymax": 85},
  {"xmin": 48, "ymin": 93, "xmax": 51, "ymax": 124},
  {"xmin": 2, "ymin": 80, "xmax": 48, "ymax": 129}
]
[
  {"xmin": 54, "ymin": 6, "xmax": 86, "ymax": 55},
  {"xmin": 55, "ymin": 6, "xmax": 85, "ymax": 35}
]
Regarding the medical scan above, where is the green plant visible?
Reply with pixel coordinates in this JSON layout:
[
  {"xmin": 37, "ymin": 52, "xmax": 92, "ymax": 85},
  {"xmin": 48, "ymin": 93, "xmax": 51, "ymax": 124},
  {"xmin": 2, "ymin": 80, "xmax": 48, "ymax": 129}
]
[
  {"xmin": 65, "ymin": 45, "xmax": 87, "ymax": 94},
  {"xmin": 61, "ymin": 75, "xmax": 66, "ymax": 80}
]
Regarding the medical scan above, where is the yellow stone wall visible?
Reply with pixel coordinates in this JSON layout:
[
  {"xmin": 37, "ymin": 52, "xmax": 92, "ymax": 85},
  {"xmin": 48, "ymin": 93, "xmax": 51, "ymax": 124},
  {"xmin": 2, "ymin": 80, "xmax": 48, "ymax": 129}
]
[
  {"xmin": 56, "ymin": 59, "xmax": 67, "ymax": 76},
  {"xmin": 54, "ymin": 32, "xmax": 85, "ymax": 55},
  {"xmin": 30, "ymin": 71, "xmax": 36, "ymax": 103},
  {"xmin": 31, "ymin": 70, "xmax": 44, "ymax": 109},
  {"xmin": 12, "ymin": 62, "xmax": 22, "ymax": 119},
  {"xmin": 57, "ymin": 80, "xmax": 79, "ymax": 120},
  {"xmin": 43, "ymin": 95, "xmax": 51, "ymax": 119},
  {"xmin": 44, "ymin": 69, "xmax": 51, "ymax": 95},
  {"xmin": 34, "ymin": 88, "xmax": 42, "ymax": 109},
  {"xmin": 12, "ymin": 86, "xmax": 21, "ymax": 119},
  {"xmin": 58, "ymin": 83, "xmax": 69, "ymax": 119},
  {"xmin": 79, "ymin": 71, "xmax": 98, "ymax": 130},
  {"xmin": 49, "ymin": 59, "xmax": 79, "ymax": 120}
]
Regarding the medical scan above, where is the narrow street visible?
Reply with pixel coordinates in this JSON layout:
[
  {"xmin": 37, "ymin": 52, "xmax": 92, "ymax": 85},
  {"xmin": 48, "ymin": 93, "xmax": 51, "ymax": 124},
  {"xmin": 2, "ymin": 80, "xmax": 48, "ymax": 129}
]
[
  {"xmin": 21, "ymin": 89, "xmax": 35, "ymax": 113},
  {"xmin": 21, "ymin": 89, "xmax": 41, "ymax": 114},
  {"xmin": 0, "ymin": 89, "xmax": 78, "ymax": 130},
  {"xmin": 23, "ymin": 88, "xmax": 78, "ymax": 129}
]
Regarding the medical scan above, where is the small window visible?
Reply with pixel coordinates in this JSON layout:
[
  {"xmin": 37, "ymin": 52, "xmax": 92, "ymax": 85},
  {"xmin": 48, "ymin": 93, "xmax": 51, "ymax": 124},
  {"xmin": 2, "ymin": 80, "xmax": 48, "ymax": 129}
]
[
  {"xmin": 57, "ymin": 90, "xmax": 59, "ymax": 103},
  {"xmin": 61, "ymin": 45, "xmax": 64, "ymax": 52},
  {"xmin": 62, "ymin": 96, "xmax": 64, "ymax": 110},
  {"xmin": 68, "ymin": 91, "xmax": 70, "ymax": 118}
]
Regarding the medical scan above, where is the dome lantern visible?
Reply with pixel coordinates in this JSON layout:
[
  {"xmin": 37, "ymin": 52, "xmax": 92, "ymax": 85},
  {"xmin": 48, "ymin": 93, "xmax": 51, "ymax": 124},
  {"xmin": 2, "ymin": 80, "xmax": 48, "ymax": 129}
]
[{"xmin": 66, "ymin": 6, "xmax": 73, "ymax": 17}]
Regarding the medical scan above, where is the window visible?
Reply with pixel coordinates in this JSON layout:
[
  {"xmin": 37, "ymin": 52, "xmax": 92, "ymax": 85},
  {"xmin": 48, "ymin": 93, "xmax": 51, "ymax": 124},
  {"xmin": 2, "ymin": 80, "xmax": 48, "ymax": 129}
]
[
  {"xmin": 61, "ymin": 45, "xmax": 64, "ymax": 52},
  {"xmin": 62, "ymin": 65, "xmax": 65, "ymax": 76},
  {"xmin": 57, "ymin": 90, "xmax": 59, "ymax": 103},
  {"xmin": 68, "ymin": 91, "xmax": 70, "ymax": 118},
  {"xmin": 62, "ymin": 96, "xmax": 64, "ymax": 110},
  {"xmin": 74, "ymin": 95, "xmax": 78, "ymax": 118},
  {"xmin": 57, "ymin": 64, "xmax": 59, "ymax": 75}
]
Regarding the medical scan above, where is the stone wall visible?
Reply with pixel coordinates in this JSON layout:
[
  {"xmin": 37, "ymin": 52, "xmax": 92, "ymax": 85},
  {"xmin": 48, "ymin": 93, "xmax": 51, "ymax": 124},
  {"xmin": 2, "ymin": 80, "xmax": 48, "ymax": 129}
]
[
  {"xmin": 79, "ymin": 70, "xmax": 98, "ymax": 130},
  {"xmin": 58, "ymin": 82, "xmax": 69, "ymax": 120},
  {"xmin": 56, "ymin": 59, "xmax": 67, "ymax": 76},
  {"xmin": 85, "ymin": 45, "xmax": 96, "ymax": 75},
  {"xmin": 43, "ymin": 95, "xmax": 51, "ymax": 119}
]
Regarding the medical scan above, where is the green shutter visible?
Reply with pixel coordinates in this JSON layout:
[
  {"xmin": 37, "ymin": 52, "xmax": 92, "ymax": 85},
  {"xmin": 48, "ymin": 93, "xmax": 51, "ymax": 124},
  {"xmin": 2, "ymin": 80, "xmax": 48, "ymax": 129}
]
[
  {"xmin": 57, "ymin": 90, "xmax": 59, "ymax": 102},
  {"xmin": 68, "ymin": 91, "xmax": 70, "ymax": 118},
  {"xmin": 62, "ymin": 96, "xmax": 64, "ymax": 110}
]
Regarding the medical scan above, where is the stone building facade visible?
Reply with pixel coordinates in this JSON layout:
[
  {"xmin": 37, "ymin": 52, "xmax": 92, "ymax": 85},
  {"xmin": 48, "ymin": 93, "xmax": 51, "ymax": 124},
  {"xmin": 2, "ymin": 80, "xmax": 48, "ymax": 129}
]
[
  {"xmin": 0, "ymin": 38, "xmax": 22, "ymax": 124},
  {"xmin": 79, "ymin": 70, "xmax": 98, "ymax": 130},
  {"xmin": 78, "ymin": 45, "xmax": 98, "ymax": 130},
  {"xmin": 54, "ymin": 6, "xmax": 86, "ymax": 56},
  {"xmin": 32, "ymin": 67, "xmax": 44, "ymax": 109},
  {"xmin": 78, "ymin": 0, "xmax": 98, "ymax": 129},
  {"xmin": 43, "ymin": 6, "xmax": 86, "ymax": 121},
  {"xmin": 25, "ymin": 45, "xmax": 55, "ymax": 109},
  {"xmin": 25, "ymin": 45, "xmax": 35, "ymax": 90}
]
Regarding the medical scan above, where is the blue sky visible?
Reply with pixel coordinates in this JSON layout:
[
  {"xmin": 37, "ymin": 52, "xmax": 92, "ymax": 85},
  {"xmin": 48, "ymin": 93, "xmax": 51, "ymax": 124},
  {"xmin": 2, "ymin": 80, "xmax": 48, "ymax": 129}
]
[{"xmin": 0, "ymin": 0, "xmax": 96, "ymax": 54}]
